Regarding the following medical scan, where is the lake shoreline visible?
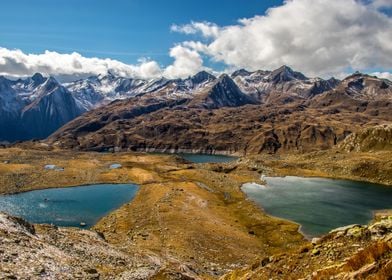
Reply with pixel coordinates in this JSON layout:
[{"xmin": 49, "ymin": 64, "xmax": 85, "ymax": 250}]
[
  {"xmin": 242, "ymin": 176, "xmax": 392, "ymax": 238},
  {"xmin": 0, "ymin": 183, "xmax": 139, "ymax": 228},
  {"xmin": 1, "ymin": 147, "xmax": 392, "ymax": 278},
  {"xmin": 0, "ymin": 147, "xmax": 306, "ymax": 276}
]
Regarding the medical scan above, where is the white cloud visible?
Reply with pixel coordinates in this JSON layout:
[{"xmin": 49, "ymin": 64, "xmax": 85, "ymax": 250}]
[
  {"xmin": 171, "ymin": 21, "xmax": 220, "ymax": 38},
  {"xmin": 173, "ymin": 0, "xmax": 392, "ymax": 78},
  {"xmin": 171, "ymin": 24, "xmax": 198, "ymax": 35},
  {"xmin": 0, "ymin": 46, "xmax": 207, "ymax": 81},
  {"xmin": 371, "ymin": 0, "xmax": 392, "ymax": 8},
  {"xmin": 372, "ymin": 71, "xmax": 392, "ymax": 81},
  {"xmin": 2, "ymin": 0, "xmax": 391, "ymax": 82},
  {"xmin": 0, "ymin": 47, "xmax": 163, "ymax": 81},
  {"xmin": 163, "ymin": 45, "xmax": 204, "ymax": 79}
]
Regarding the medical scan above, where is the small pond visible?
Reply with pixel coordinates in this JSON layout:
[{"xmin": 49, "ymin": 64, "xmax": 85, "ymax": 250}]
[
  {"xmin": 150, "ymin": 152, "xmax": 237, "ymax": 163},
  {"xmin": 0, "ymin": 184, "xmax": 138, "ymax": 228},
  {"xmin": 242, "ymin": 176, "xmax": 392, "ymax": 237},
  {"xmin": 177, "ymin": 153, "xmax": 237, "ymax": 163}
]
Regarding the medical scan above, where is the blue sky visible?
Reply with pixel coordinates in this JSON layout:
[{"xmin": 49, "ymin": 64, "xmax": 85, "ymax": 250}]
[
  {"xmin": 0, "ymin": 0, "xmax": 391, "ymax": 80},
  {"xmin": 0, "ymin": 0, "xmax": 283, "ymax": 66}
]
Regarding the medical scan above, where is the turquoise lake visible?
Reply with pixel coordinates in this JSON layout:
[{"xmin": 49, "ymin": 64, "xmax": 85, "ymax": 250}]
[
  {"xmin": 242, "ymin": 176, "xmax": 392, "ymax": 237},
  {"xmin": 0, "ymin": 184, "xmax": 138, "ymax": 228},
  {"xmin": 178, "ymin": 153, "xmax": 237, "ymax": 163}
]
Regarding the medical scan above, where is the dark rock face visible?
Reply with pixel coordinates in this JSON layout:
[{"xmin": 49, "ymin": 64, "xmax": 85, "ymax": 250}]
[
  {"xmin": 347, "ymin": 78, "xmax": 365, "ymax": 92},
  {"xmin": 189, "ymin": 74, "xmax": 257, "ymax": 109},
  {"xmin": 268, "ymin": 65, "xmax": 307, "ymax": 83},
  {"xmin": 31, "ymin": 73, "xmax": 46, "ymax": 85},
  {"xmin": 0, "ymin": 75, "xmax": 85, "ymax": 141},
  {"xmin": 189, "ymin": 71, "xmax": 216, "ymax": 85},
  {"xmin": 20, "ymin": 86, "xmax": 83, "ymax": 140},
  {"xmin": 309, "ymin": 78, "xmax": 340, "ymax": 97},
  {"xmin": 231, "ymin": 69, "xmax": 253, "ymax": 78},
  {"xmin": 339, "ymin": 73, "xmax": 392, "ymax": 100}
]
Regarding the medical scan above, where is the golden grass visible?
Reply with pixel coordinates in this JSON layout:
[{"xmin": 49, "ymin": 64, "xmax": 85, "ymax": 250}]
[
  {"xmin": 0, "ymin": 163, "xmax": 31, "ymax": 173},
  {"xmin": 0, "ymin": 147, "xmax": 306, "ymax": 276},
  {"xmin": 345, "ymin": 242, "xmax": 391, "ymax": 272}
]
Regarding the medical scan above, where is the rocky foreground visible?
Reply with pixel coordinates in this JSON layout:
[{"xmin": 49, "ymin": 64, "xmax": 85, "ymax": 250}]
[
  {"xmin": 223, "ymin": 212, "xmax": 392, "ymax": 280},
  {"xmin": 0, "ymin": 212, "xmax": 159, "ymax": 279},
  {"xmin": 1, "ymin": 211, "xmax": 391, "ymax": 279},
  {"xmin": 0, "ymin": 142, "xmax": 391, "ymax": 279}
]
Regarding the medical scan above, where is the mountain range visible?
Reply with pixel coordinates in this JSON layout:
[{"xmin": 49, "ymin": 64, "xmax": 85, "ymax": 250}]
[
  {"xmin": 0, "ymin": 74, "xmax": 83, "ymax": 141},
  {"xmin": 1, "ymin": 66, "xmax": 391, "ymax": 154}
]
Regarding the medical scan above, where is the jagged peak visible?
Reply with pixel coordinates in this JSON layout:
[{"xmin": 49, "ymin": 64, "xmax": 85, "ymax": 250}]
[
  {"xmin": 217, "ymin": 73, "xmax": 231, "ymax": 80},
  {"xmin": 107, "ymin": 70, "xmax": 115, "ymax": 77},
  {"xmin": 39, "ymin": 76, "xmax": 60, "ymax": 92},
  {"xmin": 192, "ymin": 70, "xmax": 216, "ymax": 80},
  {"xmin": 277, "ymin": 65, "xmax": 293, "ymax": 71},
  {"xmin": 189, "ymin": 73, "xmax": 256, "ymax": 109},
  {"xmin": 253, "ymin": 69, "xmax": 270, "ymax": 75},
  {"xmin": 96, "ymin": 71, "xmax": 117, "ymax": 82},
  {"xmin": 215, "ymin": 73, "xmax": 236, "ymax": 85},
  {"xmin": 353, "ymin": 70, "xmax": 363, "ymax": 76},
  {"xmin": 272, "ymin": 65, "xmax": 296, "ymax": 75},
  {"xmin": 328, "ymin": 77, "xmax": 340, "ymax": 83},
  {"xmin": 342, "ymin": 72, "xmax": 389, "ymax": 84},
  {"xmin": 0, "ymin": 75, "xmax": 9, "ymax": 83},
  {"xmin": 30, "ymin": 73, "xmax": 46, "ymax": 86},
  {"xmin": 209, "ymin": 74, "xmax": 246, "ymax": 95},
  {"xmin": 268, "ymin": 65, "xmax": 308, "ymax": 82},
  {"xmin": 45, "ymin": 76, "xmax": 59, "ymax": 84},
  {"xmin": 231, "ymin": 69, "xmax": 253, "ymax": 77},
  {"xmin": 0, "ymin": 76, "xmax": 13, "ymax": 91},
  {"xmin": 344, "ymin": 71, "xmax": 368, "ymax": 80},
  {"xmin": 31, "ymin": 72, "xmax": 44, "ymax": 82}
]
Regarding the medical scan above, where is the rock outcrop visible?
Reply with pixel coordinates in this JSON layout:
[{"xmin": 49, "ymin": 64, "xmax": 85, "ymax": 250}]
[
  {"xmin": 340, "ymin": 124, "xmax": 392, "ymax": 152},
  {"xmin": 221, "ymin": 213, "xmax": 392, "ymax": 280},
  {"xmin": 188, "ymin": 74, "xmax": 257, "ymax": 109},
  {"xmin": 0, "ymin": 212, "xmax": 159, "ymax": 279},
  {"xmin": 2, "ymin": 211, "xmax": 391, "ymax": 279}
]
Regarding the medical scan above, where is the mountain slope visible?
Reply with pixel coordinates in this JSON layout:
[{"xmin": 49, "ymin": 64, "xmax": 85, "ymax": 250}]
[
  {"xmin": 1, "ymin": 67, "xmax": 390, "ymax": 144},
  {"xmin": 232, "ymin": 65, "xmax": 339, "ymax": 100},
  {"xmin": 339, "ymin": 124, "xmax": 392, "ymax": 152},
  {"xmin": 20, "ymin": 78, "xmax": 84, "ymax": 140},
  {"xmin": 338, "ymin": 72, "xmax": 392, "ymax": 101},
  {"xmin": 47, "ymin": 73, "xmax": 392, "ymax": 154},
  {"xmin": 189, "ymin": 74, "xmax": 257, "ymax": 109},
  {"xmin": 0, "ymin": 75, "xmax": 84, "ymax": 141}
]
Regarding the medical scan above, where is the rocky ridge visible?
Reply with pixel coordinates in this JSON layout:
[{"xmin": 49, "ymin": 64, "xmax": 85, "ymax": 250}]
[
  {"xmin": 340, "ymin": 124, "xmax": 392, "ymax": 152},
  {"xmin": 0, "ymin": 75, "xmax": 84, "ymax": 141},
  {"xmin": 0, "ymin": 212, "xmax": 162, "ymax": 279},
  {"xmin": 1, "ymin": 211, "xmax": 391, "ymax": 279},
  {"xmin": 0, "ymin": 66, "xmax": 343, "ymax": 142},
  {"xmin": 2, "ymin": 67, "xmax": 392, "ymax": 153},
  {"xmin": 222, "ymin": 213, "xmax": 392, "ymax": 279},
  {"xmin": 47, "ymin": 73, "xmax": 392, "ymax": 154}
]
